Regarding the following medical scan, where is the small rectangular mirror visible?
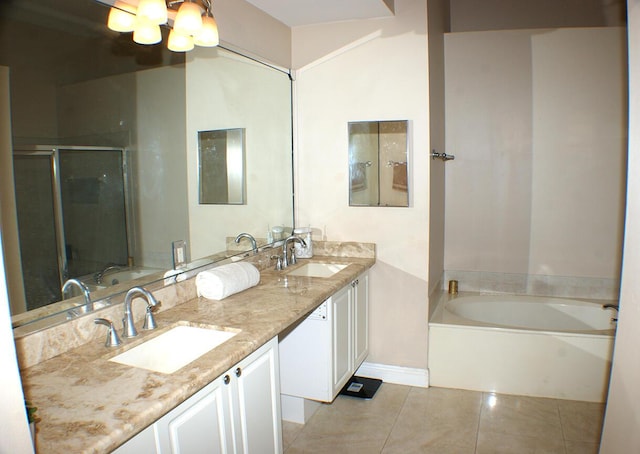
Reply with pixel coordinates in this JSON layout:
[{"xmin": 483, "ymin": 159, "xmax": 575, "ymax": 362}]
[
  {"xmin": 348, "ymin": 120, "xmax": 409, "ymax": 207},
  {"xmin": 198, "ymin": 128, "xmax": 246, "ymax": 204}
]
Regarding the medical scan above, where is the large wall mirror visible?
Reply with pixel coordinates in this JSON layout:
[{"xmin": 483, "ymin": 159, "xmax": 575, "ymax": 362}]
[
  {"xmin": 348, "ymin": 120, "xmax": 409, "ymax": 207},
  {"xmin": 0, "ymin": 0, "xmax": 294, "ymax": 331}
]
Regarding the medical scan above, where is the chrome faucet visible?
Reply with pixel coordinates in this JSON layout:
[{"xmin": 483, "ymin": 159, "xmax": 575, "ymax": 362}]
[
  {"xmin": 94, "ymin": 318, "xmax": 122, "ymax": 347},
  {"xmin": 282, "ymin": 236, "xmax": 306, "ymax": 268},
  {"xmin": 235, "ymin": 232, "xmax": 258, "ymax": 254},
  {"xmin": 122, "ymin": 287, "xmax": 159, "ymax": 338},
  {"xmin": 62, "ymin": 278, "xmax": 93, "ymax": 311},
  {"xmin": 94, "ymin": 264, "xmax": 124, "ymax": 284}
]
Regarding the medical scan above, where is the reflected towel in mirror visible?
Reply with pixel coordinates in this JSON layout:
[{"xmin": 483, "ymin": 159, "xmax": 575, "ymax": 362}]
[
  {"xmin": 196, "ymin": 262, "xmax": 260, "ymax": 300},
  {"xmin": 350, "ymin": 162, "xmax": 367, "ymax": 192},
  {"xmin": 392, "ymin": 162, "xmax": 408, "ymax": 191}
]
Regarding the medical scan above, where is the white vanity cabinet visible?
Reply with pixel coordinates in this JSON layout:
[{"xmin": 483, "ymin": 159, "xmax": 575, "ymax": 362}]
[
  {"xmin": 113, "ymin": 337, "xmax": 282, "ymax": 454},
  {"xmin": 279, "ymin": 271, "xmax": 369, "ymax": 403}
]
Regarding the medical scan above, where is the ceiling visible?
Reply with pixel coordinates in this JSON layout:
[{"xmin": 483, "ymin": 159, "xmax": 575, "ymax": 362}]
[{"xmin": 244, "ymin": 0, "xmax": 395, "ymax": 27}]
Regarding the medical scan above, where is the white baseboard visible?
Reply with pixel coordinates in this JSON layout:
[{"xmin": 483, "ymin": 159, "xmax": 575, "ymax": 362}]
[{"xmin": 355, "ymin": 362, "xmax": 429, "ymax": 388}]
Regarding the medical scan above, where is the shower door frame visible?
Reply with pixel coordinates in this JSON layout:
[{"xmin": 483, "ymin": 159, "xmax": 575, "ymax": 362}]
[{"xmin": 13, "ymin": 145, "xmax": 132, "ymax": 290}]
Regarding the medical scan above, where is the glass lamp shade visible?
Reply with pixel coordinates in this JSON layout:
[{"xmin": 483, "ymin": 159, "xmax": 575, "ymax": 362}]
[
  {"xmin": 167, "ymin": 29, "xmax": 194, "ymax": 52},
  {"xmin": 133, "ymin": 17, "xmax": 162, "ymax": 45},
  {"xmin": 107, "ymin": 3, "xmax": 136, "ymax": 32},
  {"xmin": 173, "ymin": 1, "xmax": 203, "ymax": 35},
  {"xmin": 137, "ymin": 0, "xmax": 168, "ymax": 25},
  {"xmin": 194, "ymin": 15, "xmax": 219, "ymax": 47}
]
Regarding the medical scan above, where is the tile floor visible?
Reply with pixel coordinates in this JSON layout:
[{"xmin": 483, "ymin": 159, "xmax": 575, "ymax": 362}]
[{"xmin": 282, "ymin": 384, "xmax": 605, "ymax": 453}]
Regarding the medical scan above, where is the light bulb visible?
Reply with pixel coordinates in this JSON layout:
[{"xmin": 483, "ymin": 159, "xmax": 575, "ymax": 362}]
[
  {"xmin": 167, "ymin": 29, "xmax": 194, "ymax": 52},
  {"xmin": 137, "ymin": 0, "xmax": 168, "ymax": 25},
  {"xmin": 133, "ymin": 17, "xmax": 162, "ymax": 45},
  {"xmin": 107, "ymin": 2, "xmax": 136, "ymax": 32},
  {"xmin": 194, "ymin": 14, "xmax": 219, "ymax": 47},
  {"xmin": 174, "ymin": 1, "xmax": 203, "ymax": 35}
]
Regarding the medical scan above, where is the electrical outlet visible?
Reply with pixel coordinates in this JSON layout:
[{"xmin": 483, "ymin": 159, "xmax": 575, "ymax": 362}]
[{"xmin": 172, "ymin": 240, "xmax": 187, "ymax": 269}]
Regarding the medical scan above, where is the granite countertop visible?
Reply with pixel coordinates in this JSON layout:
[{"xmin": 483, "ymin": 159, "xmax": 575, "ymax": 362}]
[{"xmin": 21, "ymin": 256, "xmax": 375, "ymax": 453}]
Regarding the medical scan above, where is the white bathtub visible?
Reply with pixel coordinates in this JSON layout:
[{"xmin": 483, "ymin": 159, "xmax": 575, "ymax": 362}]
[{"xmin": 428, "ymin": 293, "xmax": 616, "ymax": 402}]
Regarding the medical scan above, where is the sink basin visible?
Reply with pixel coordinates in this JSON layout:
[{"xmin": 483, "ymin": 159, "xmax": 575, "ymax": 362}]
[
  {"xmin": 109, "ymin": 325, "xmax": 240, "ymax": 374},
  {"xmin": 286, "ymin": 262, "xmax": 348, "ymax": 278},
  {"xmin": 104, "ymin": 268, "xmax": 161, "ymax": 286}
]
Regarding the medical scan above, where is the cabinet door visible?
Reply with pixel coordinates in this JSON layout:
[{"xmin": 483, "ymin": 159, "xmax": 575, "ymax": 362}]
[
  {"xmin": 112, "ymin": 425, "xmax": 158, "ymax": 454},
  {"xmin": 233, "ymin": 337, "xmax": 282, "ymax": 454},
  {"xmin": 279, "ymin": 302, "xmax": 332, "ymax": 401},
  {"xmin": 156, "ymin": 376, "xmax": 231, "ymax": 454},
  {"xmin": 353, "ymin": 272, "xmax": 369, "ymax": 368},
  {"xmin": 331, "ymin": 284, "xmax": 352, "ymax": 397}
]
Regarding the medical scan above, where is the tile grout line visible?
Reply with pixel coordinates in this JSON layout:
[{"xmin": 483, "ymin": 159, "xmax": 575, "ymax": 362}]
[
  {"xmin": 378, "ymin": 385, "xmax": 415, "ymax": 453},
  {"xmin": 474, "ymin": 392, "xmax": 488, "ymax": 454},
  {"xmin": 555, "ymin": 399, "xmax": 570, "ymax": 454},
  {"xmin": 281, "ymin": 421, "xmax": 304, "ymax": 454}
]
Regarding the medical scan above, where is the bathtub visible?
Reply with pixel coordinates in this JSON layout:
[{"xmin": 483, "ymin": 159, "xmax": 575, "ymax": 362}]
[{"xmin": 428, "ymin": 293, "xmax": 616, "ymax": 402}]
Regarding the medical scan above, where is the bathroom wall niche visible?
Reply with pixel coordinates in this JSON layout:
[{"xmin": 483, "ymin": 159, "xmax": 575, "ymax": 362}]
[
  {"xmin": 198, "ymin": 128, "xmax": 246, "ymax": 204},
  {"xmin": 348, "ymin": 120, "xmax": 409, "ymax": 207}
]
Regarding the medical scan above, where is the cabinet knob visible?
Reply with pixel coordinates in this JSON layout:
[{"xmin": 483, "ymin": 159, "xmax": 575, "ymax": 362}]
[
  {"xmin": 235, "ymin": 367, "xmax": 242, "ymax": 377},
  {"xmin": 223, "ymin": 374, "xmax": 230, "ymax": 385}
]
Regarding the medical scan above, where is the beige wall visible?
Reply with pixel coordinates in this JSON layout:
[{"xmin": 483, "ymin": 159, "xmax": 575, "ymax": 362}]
[
  {"xmin": 56, "ymin": 67, "xmax": 189, "ymax": 270},
  {"xmin": 216, "ymin": 0, "xmax": 291, "ymax": 68},
  {"xmin": 444, "ymin": 28, "xmax": 627, "ymax": 283},
  {"xmin": 135, "ymin": 66, "xmax": 190, "ymax": 268},
  {"xmin": 293, "ymin": 0, "xmax": 430, "ymax": 369},
  {"xmin": 449, "ymin": 0, "xmax": 626, "ymax": 32},
  {"xmin": 427, "ymin": 0, "xmax": 447, "ymax": 299},
  {"xmin": 0, "ymin": 68, "xmax": 26, "ymax": 315},
  {"xmin": 185, "ymin": 49, "xmax": 293, "ymax": 261},
  {"xmin": 0, "ymin": 67, "xmax": 33, "ymax": 453}
]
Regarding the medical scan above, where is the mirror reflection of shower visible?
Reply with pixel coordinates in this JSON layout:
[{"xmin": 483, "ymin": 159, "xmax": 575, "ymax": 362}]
[
  {"xmin": 13, "ymin": 146, "xmax": 130, "ymax": 311},
  {"xmin": 348, "ymin": 120, "xmax": 409, "ymax": 207}
]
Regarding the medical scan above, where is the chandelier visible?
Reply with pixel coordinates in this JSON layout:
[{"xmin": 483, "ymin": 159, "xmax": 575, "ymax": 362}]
[{"xmin": 105, "ymin": 0, "xmax": 219, "ymax": 52}]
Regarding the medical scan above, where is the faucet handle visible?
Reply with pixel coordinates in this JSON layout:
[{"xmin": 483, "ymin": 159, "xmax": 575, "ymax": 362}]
[
  {"xmin": 143, "ymin": 305, "xmax": 158, "ymax": 330},
  {"xmin": 122, "ymin": 315, "xmax": 138, "ymax": 338},
  {"xmin": 94, "ymin": 318, "xmax": 122, "ymax": 347},
  {"xmin": 270, "ymin": 255, "xmax": 283, "ymax": 271}
]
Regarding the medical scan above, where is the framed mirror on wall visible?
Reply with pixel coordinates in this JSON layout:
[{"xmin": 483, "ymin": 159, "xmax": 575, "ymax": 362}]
[
  {"xmin": 348, "ymin": 120, "xmax": 409, "ymax": 207},
  {"xmin": 198, "ymin": 128, "xmax": 246, "ymax": 205}
]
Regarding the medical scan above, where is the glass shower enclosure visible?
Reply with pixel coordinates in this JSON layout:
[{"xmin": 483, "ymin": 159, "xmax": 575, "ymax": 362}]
[{"xmin": 13, "ymin": 146, "xmax": 130, "ymax": 310}]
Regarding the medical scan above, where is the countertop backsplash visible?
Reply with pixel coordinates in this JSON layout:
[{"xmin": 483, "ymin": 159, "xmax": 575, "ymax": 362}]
[{"xmin": 14, "ymin": 241, "xmax": 375, "ymax": 369}]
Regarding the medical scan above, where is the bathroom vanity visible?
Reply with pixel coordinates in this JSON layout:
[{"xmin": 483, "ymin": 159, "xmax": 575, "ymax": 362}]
[
  {"xmin": 114, "ymin": 338, "xmax": 280, "ymax": 454},
  {"xmin": 279, "ymin": 272, "xmax": 369, "ymax": 403},
  {"xmin": 17, "ymin": 243, "xmax": 375, "ymax": 453}
]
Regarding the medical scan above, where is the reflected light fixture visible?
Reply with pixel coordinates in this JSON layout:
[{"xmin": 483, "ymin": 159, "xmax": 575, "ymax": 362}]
[
  {"xmin": 133, "ymin": 16, "xmax": 162, "ymax": 44},
  {"xmin": 167, "ymin": 29, "xmax": 194, "ymax": 52},
  {"xmin": 173, "ymin": 1, "xmax": 203, "ymax": 35},
  {"xmin": 137, "ymin": 0, "xmax": 168, "ymax": 25},
  {"xmin": 107, "ymin": 1, "xmax": 136, "ymax": 32},
  {"xmin": 104, "ymin": 0, "xmax": 219, "ymax": 52}
]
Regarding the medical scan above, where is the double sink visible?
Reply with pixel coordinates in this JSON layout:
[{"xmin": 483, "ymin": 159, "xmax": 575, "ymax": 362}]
[{"xmin": 107, "ymin": 261, "xmax": 349, "ymax": 374}]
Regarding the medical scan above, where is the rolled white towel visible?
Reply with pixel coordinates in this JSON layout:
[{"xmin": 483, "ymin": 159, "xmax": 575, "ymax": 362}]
[{"xmin": 196, "ymin": 262, "xmax": 260, "ymax": 300}]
